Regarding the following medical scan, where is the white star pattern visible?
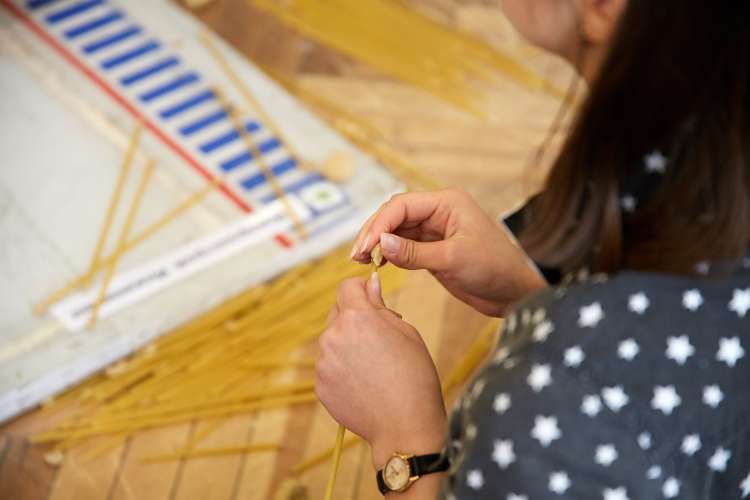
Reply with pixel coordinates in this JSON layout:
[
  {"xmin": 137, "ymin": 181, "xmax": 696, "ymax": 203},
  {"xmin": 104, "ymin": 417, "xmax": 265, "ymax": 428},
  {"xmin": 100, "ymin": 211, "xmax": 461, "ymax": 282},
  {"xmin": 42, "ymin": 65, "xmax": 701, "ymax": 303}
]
[
  {"xmin": 637, "ymin": 432, "xmax": 652, "ymax": 450},
  {"xmin": 682, "ymin": 289, "xmax": 703, "ymax": 311},
  {"xmin": 628, "ymin": 292, "xmax": 649, "ymax": 314},
  {"xmin": 681, "ymin": 434, "xmax": 702, "ymax": 456},
  {"xmin": 644, "ymin": 150, "xmax": 668, "ymax": 173},
  {"xmin": 647, "ymin": 465, "xmax": 662, "ymax": 479},
  {"xmin": 506, "ymin": 313, "xmax": 517, "ymax": 334},
  {"xmin": 533, "ymin": 320, "xmax": 554, "ymax": 342},
  {"xmin": 695, "ymin": 261, "xmax": 711, "ymax": 275},
  {"xmin": 581, "ymin": 395, "xmax": 603, "ymax": 417},
  {"xmin": 493, "ymin": 393, "xmax": 511, "ymax": 414},
  {"xmin": 440, "ymin": 269, "xmax": 750, "ymax": 498},
  {"xmin": 531, "ymin": 415, "xmax": 562, "ymax": 447},
  {"xmin": 466, "ymin": 469, "xmax": 484, "ymax": 490},
  {"xmin": 618, "ymin": 338, "xmax": 640, "ymax": 361},
  {"xmin": 620, "ymin": 194, "xmax": 637, "ymax": 213},
  {"xmin": 493, "ymin": 347, "xmax": 510, "ymax": 365},
  {"xmin": 503, "ymin": 358, "xmax": 519, "ymax": 370},
  {"xmin": 521, "ymin": 309, "xmax": 531, "ymax": 327},
  {"xmin": 548, "ymin": 471, "xmax": 571, "ymax": 495},
  {"xmin": 579, "ymin": 302, "xmax": 605, "ymax": 328},
  {"xmin": 708, "ymin": 447, "xmax": 731, "ymax": 472},
  {"xmin": 652, "ymin": 386, "xmax": 682, "ymax": 415},
  {"xmin": 507, "ymin": 494, "xmax": 528, "ymax": 500},
  {"xmin": 717, "ymin": 337, "xmax": 745, "ymax": 367},
  {"xmin": 532, "ymin": 308, "xmax": 546, "ymax": 325},
  {"xmin": 603, "ymin": 486, "xmax": 629, "ymax": 500},
  {"xmin": 492, "ymin": 439, "xmax": 516, "ymax": 469},
  {"xmin": 471, "ymin": 379, "xmax": 486, "ymax": 400},
  {"xmin": 527, "ymin": 364, "xmax": 553, "ymax": 392},
  {"xmin": 663, "ymin": 477, "xmax": 681, "ymax": 498},
  {"xmin": 563, "ymin": 346, "xmax": 585, "ymax": 367},
  {"xmin": 729, "ymin": 288, "xmax": 750, "ymax": 318},
  {"xmin": 740, "ymin": 471, "xmax": 750, "ymax": 497},
  {"xmin": 591, "ymin": 273, "xmax": 609, "ymax": 284},
  {"xmin": 703, "ymin": 385, "xmax": 724, "ymax": 408},
  {"xmin": 602, "ymin": 386, "xmax": 629, "ymax": 412},
  {"xmin": 666, "ymin": 335, "xmax": 695, "ymax": 365},
  {"xmin": 595, "ymin": 444, "xmax": 618, "ymax": 467}
]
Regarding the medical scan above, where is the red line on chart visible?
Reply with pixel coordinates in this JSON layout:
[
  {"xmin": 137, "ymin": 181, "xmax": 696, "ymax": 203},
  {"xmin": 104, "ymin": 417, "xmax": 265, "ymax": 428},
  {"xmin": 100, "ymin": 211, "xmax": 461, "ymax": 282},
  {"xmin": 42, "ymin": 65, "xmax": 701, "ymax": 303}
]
[{"xmin": 1, "ymin": 0, "xmax": 293, "ymax": 248}]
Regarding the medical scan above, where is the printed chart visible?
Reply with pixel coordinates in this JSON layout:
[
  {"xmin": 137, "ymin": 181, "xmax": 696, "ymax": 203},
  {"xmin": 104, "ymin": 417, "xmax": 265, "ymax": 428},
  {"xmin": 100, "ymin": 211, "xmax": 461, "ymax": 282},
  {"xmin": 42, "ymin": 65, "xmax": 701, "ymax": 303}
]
[{"xmin": 0, "ymin": 0, "xmax": 401, "ymax": 422}]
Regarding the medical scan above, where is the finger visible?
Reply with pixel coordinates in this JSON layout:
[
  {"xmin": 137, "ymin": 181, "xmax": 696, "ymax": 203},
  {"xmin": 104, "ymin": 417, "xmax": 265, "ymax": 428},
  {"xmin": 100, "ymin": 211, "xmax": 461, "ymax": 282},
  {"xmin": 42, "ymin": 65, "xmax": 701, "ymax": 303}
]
[
  {"xmin": 350, "ymin": 208, "xmax": 382, "ymax": 261},
  {"xmin": 392, "ymin": 226, "xmax": 424, "ymax": 243},
  {"xmin": 366, "ymin": 272, "xmax": 386, "ymax": 308},
  {"xmin": 378, "ymin": 309, "xmax": 420, "ymax": 341},
  {"xmin": 382, "ymin": 308, "xmax": 403, "ymax": 321},
  {"xmin": 326, "ymin": 303, "xmax": 340, "ymax": 327},
  {"xmin": 394, "ymin": 226, "xmax": 443, "ymax": 243},
  {"xmin": 379, "ymin": 233, "xmax": 451, "ymax": 271},
  {"xmin": 351, "ymin": 191, "xmax": 447, "ymax": 260},
  {"xmin": 336, "ymin": 277, "xmax": 373, "ymax": 311},
  {"xmin": 353, "ymin": 226, "xmax": 438, "ymax": 267}
]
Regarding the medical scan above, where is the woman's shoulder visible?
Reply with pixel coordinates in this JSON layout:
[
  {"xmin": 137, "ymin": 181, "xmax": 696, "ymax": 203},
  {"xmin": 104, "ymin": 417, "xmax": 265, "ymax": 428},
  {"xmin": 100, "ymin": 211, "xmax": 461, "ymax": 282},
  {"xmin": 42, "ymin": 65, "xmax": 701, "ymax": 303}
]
[
  {"xmin": 490, "ymin": 264, "xmax": 750, "ymax": 461},
  {"xmin": 441, "ymin": 266, "xmax": 750, "ymax": 499},
  {"xmin": 504, "ymin": 265, "xmax": 750, "ymax": 360}
]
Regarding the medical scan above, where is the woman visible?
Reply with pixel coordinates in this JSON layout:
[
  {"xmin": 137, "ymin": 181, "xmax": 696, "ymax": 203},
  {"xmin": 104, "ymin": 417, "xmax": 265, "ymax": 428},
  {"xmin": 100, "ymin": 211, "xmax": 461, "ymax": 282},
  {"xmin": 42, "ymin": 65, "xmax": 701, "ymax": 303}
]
[{"xmin": 315, "ymin": 0, "xmax": 750, "ymax": 498}]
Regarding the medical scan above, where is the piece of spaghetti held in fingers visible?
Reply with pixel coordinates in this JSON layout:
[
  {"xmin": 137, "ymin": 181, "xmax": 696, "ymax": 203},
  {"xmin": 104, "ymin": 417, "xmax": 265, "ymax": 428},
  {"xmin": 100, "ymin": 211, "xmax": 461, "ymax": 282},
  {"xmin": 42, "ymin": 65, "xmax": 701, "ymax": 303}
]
[{"xmin": 371, "ymin": 243, "xmax": 385, "ymax": 271}]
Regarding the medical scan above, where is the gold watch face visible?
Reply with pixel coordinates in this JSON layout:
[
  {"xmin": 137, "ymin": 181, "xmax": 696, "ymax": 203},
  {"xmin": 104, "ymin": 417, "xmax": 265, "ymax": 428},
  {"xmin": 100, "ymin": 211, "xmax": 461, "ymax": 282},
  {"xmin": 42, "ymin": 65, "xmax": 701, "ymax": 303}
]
[{"xmin": 383, "ymin": 455, "xmax": 411, "ymax": 491}]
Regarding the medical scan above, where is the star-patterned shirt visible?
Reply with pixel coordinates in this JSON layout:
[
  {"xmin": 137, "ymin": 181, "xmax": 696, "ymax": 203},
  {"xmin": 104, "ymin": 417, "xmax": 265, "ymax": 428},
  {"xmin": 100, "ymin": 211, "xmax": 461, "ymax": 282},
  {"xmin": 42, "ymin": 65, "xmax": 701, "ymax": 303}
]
[{"xmin": 438, "ymin": 262, "xmax": 750, "ymax": 499}]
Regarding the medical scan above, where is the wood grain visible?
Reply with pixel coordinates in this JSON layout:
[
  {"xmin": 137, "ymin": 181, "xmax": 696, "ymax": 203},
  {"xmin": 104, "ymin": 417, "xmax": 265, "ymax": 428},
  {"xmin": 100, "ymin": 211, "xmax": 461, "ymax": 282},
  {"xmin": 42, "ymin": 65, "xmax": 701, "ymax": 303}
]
[{"xmin": 0, "ymin": 0, "xmax": 569, "ymax": 498}]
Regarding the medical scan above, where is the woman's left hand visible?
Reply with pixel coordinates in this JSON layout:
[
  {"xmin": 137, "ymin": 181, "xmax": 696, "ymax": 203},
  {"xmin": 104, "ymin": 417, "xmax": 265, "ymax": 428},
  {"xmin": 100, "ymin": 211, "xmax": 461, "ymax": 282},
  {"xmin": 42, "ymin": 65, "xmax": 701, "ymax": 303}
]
[{"xmin": 316, "ymin": 273, "xmax": 447, "ymax": 467}]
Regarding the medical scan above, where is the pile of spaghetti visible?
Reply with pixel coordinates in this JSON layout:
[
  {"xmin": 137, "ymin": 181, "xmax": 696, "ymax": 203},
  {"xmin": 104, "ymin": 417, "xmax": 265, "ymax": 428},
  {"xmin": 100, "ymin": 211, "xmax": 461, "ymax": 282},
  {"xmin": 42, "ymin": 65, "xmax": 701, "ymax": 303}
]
[
  {"xmin": 33, "ymin": 245, "xmax": 499, "ymax": 478},
  {"xmin": 33, "ymin": 247, "xmax": 405, "ymax": 463},
  {"xmin": 253, "ymin": 0, "xmax": 562, "ymax": 117}
]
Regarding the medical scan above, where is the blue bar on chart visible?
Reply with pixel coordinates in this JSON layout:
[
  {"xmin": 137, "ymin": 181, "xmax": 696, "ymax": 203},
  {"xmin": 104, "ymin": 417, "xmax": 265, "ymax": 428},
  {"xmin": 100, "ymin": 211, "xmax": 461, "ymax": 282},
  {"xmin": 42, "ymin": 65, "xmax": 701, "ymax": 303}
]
[
  {"xmin": 46, "ymin": 0, "xmax": 104, "ymax": 24},
  {"xmin": 178, "ymin": 109, "xmax": 228, "ymax": 136},
  {"xmin": 199, "ymin": 121, "xmax": 262, "ymax": 154},
  {"xmin": 159, "ymin": 90, "xmax": 215, "ymax": 120},
  {"xmin": 139, "ymin": 73, "xmax": 199, "ymax": 103},
  {"xmin": 101, "ymin": 41, "xmax": 160, "ymax": 70},
  {"xmin": 28, "ymin": 0, "xmax": 63, "ymax": 11},
  {"xmin": 241, "ymin": 158, "xmax": 297, "ymax": 190},
  {"xmin": 83, "ymin": 26, "xmax": 143, "ymax": 54},
  {"xmin": 120, "ymin": 57, "xmax": 180, "ymax": 86},
  {"xmin": 64, "ymin": 11, "xmax": 124, "ymax": 39}
]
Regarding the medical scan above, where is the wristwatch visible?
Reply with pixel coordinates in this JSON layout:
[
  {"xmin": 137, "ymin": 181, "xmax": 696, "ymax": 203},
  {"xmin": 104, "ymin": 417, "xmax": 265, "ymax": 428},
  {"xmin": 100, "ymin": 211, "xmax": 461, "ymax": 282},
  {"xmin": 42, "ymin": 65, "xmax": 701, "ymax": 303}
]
[{"xmin": 376, "ymin": 452, "xmax": 449, "ymax": 494}]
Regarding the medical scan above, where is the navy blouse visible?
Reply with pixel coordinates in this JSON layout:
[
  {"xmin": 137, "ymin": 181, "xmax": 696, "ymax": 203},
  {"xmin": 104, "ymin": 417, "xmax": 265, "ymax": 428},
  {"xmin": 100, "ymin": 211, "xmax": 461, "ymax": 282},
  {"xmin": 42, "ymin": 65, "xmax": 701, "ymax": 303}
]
[{"xmin": 439, "ymin": 264, "xmax": 749, "ymax": 499}]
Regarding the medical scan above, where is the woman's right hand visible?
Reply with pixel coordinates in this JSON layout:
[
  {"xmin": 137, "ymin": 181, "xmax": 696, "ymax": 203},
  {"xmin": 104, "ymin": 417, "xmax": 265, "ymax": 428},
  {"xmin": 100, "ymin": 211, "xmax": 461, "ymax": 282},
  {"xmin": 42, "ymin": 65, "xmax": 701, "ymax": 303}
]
[{"xmin": 351, "ymin": 188, "xmax": 548, "ymax": 317}]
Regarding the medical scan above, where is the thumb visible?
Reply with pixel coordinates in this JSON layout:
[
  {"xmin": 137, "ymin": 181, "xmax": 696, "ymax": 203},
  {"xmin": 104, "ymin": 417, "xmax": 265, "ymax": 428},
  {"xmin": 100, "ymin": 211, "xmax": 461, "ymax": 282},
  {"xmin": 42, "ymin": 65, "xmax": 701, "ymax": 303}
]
[
  {"xmin": 379, "ymin": 233, "xmax": 448, "ymax": 271},
  {"xmin": 366, "ymin": 272, "xmax": 386, "ymax": 308},
  {"xmin": 367, "ymin": 272, "xmax": 405, "ymax": 322}
]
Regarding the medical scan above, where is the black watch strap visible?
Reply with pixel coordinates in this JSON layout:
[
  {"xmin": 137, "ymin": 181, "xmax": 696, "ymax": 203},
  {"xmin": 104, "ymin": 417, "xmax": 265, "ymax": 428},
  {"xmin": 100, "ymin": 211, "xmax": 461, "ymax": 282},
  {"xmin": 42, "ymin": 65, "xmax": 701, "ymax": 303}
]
[
  {"xmin": 376, "ymin": 469, "xmax": 388, "ymax": 495},
  {"xmin": 376, "ymin": 453, "xmax": 449, "ymax": 495},
  {"xmin": 410, "ymin": 453, "xmax": 447, "ymax": 476}
]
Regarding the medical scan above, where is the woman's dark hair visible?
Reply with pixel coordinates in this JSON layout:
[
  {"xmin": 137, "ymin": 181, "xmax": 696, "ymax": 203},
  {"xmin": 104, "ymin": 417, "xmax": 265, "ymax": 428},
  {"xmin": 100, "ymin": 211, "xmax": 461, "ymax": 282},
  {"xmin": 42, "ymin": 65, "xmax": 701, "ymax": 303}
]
[{"xmin": 520, "ymin": 1, "xmax": 750, "ymax": 275}]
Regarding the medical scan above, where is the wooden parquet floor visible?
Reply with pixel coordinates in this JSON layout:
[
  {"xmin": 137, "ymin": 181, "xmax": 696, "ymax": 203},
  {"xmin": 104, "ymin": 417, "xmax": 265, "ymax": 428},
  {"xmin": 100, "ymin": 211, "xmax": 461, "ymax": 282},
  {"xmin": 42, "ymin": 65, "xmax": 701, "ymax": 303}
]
[{"xmin": 0, "ymin": 1, "xmax": 572, "ymax": 499}]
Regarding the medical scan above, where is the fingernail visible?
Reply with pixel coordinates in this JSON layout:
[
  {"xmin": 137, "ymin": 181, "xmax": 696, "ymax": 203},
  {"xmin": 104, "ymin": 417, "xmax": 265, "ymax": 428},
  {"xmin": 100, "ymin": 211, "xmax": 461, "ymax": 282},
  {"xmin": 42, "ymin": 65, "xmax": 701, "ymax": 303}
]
[
  {"xmin": 369, "ymin": 271, "xmax": 381, "ymax": 296},
  {"xmin": 380, "ymin": 233, "xmax": 399, "ymax": 254},
  {"xmin": 349, "ymin": 241, "xmax": 358, "ymax": 259},
  {"xmin": 358, "ymin": 234, "xmax": 370, "ymax": 256}
]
